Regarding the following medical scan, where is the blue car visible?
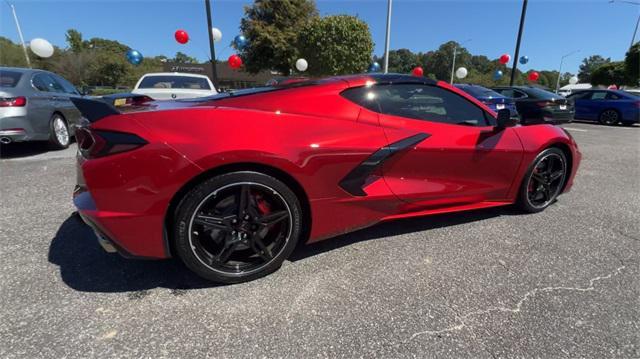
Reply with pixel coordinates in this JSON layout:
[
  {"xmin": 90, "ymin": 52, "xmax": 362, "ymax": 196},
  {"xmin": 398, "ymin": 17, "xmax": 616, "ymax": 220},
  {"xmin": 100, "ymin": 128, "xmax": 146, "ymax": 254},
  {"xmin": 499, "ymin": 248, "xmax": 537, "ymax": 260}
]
[
  {"xmin": 567, "ymin": 90, "xmax": 639, "ymax": 126},
  {"xmin": 455, "ymin": 84, "xmax": 519, "ymax": 119}
]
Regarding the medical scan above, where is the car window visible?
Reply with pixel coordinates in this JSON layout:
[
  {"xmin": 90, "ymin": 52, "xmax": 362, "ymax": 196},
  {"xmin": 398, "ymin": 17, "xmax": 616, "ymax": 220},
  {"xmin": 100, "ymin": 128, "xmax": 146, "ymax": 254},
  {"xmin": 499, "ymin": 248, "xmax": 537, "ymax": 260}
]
[
  {"xmin": 138, "ymin": 75, "xmax": 211, "ymax": 90},
  {"xmin": 590, "ymin": 92, "xmax": 607, "ymax": 100},
  {"xmin": 342, "ymin": 84, "xmax": 491, "ymax": 127},
  {"xmin": 0, "ymin": 70, "xmax": 22, "ymax": 87},
  {"xmin": 513, "ymin": 90, "xmax": 528, "ymax": 98},
  {"xmin": 494, "ymin": 89, "xmax": 514, "ymax": 98},
  {"xmin": 606, "ymin": 92, "xmax": 621, "ymax": 100},
  {"xmin": 568, "ymin": 91, "xmax": 590, "ymax": 100},
  {"xmin": 457, "ymin": 85, "xmax": 504, "ymax": 99},
  {"xmin": 32, "ymin": 73, "xmax": 65, "ymax": 93},
  {"xmin": 53, "ymin": 75, "xmax": 79, "ymax": 95}
]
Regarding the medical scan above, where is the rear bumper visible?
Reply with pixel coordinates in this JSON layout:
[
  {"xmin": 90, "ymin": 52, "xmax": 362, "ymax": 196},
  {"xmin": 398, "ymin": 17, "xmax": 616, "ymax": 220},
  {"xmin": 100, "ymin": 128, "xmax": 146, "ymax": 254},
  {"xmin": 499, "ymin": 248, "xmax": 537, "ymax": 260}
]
[{"xmin": 0, "ymin": 115, "xmax": 47, "ymax": 142}]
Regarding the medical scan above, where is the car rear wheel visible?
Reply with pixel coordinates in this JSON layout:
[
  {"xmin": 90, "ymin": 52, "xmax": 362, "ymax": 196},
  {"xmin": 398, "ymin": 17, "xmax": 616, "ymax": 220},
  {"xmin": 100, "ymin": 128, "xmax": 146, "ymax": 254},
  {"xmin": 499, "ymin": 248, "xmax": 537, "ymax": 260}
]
[
  {"xmin": 598, "ymin": 109, "xmax": 619, "ymax": 126},
  {"xmin": 173, "ymin": 171, "xmax": 303, "ymax": 283},
  {"xmin": 517, "ymin": 148, "xmax": 567, "ymax": 213},
  {"xmin": 48, "ymin": 114, "xmax": 70, "ymax": 149}
]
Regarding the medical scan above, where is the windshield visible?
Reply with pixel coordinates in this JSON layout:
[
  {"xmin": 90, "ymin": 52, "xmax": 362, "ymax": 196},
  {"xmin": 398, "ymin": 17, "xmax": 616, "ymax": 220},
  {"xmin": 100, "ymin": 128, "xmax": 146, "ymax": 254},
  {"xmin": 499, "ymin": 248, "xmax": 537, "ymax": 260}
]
[
  {"xmin": 0, "ymin": 71, "xmax": 22, "ymax": 88},
  {"xmin": 138, "ymin": 75, "xmax": 211, "ymax": 90},
  {"xmin": 524, "ymin": 87, "xmax": 563, "ymax": 100},
  {"xmin": 458, "ymin": 85, "xmax": 504, "ymax": 98}
]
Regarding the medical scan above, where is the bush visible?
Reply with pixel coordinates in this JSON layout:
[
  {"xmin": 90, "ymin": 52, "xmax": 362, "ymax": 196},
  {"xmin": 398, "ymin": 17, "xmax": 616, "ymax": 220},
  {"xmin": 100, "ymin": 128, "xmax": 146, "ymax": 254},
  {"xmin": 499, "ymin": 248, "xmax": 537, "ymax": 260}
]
[{"xmin": 298, "ymin": 15, "xmax": 373, "ymax": 76}]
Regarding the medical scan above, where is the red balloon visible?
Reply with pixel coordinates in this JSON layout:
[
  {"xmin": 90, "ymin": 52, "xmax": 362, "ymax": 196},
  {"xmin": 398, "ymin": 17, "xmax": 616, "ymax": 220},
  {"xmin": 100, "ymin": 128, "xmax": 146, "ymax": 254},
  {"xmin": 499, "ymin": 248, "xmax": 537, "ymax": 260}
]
[
  {"xmin": 499, "ymin": 54, "xmax": 510, "ymax": 65},
  {"xmin": 228, "ymin": 54, "xmax": 243, "ymax": 69},
  {"xmin": 528, "ymin": 71, "xmax": 540, "ymax": 82},
  {"xmin": 174, "ymin": 30, "xmax": 189, "ymax": 44},
  {"xmin": 411, "ymin": 66, "xmax": 424, "ymax": 77}
]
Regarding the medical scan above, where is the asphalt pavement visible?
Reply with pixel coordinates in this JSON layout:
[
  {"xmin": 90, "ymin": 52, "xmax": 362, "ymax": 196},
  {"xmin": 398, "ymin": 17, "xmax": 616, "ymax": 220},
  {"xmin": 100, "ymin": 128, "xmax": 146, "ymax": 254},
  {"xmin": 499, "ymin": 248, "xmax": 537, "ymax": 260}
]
[{"xmin": 0, "ymin": 122, "xmax": 638, "ymax": 358}]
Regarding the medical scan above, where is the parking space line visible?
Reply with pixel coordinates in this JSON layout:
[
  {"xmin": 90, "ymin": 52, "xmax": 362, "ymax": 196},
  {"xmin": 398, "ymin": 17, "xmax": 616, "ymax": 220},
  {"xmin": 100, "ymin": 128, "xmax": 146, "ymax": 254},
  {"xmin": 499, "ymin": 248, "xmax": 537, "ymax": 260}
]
[{"xmin": 562, "ymin": 127, "xmax": 588, "ymax": 132}]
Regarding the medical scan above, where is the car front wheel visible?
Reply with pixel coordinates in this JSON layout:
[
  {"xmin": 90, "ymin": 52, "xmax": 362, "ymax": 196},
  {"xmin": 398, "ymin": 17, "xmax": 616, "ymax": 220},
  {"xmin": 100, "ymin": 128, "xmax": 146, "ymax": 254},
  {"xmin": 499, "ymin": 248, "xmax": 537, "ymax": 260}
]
[
  {"xmin": 517, "ymin": 148, "xmax": 568, "ymax": 213},
  {"xmin": 173, "ymin": 171, "xmax": 303, "ymax": 283}
]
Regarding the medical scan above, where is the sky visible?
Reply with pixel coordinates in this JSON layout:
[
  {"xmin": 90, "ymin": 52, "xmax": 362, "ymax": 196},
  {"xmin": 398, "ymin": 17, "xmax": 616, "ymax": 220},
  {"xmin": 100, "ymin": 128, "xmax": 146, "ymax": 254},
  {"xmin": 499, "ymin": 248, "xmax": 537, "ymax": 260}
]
[{"xmin": 1, "ymin": 0, "xmax": 638, "ymax": 74}]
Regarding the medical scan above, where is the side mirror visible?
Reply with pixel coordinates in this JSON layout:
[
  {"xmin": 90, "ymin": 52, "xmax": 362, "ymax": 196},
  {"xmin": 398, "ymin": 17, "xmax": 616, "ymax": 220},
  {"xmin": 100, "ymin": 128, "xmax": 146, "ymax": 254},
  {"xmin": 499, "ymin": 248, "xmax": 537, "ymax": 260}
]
[{"xmin": 495, "ymin": 109, "xmax": 517, "ymax": 129}]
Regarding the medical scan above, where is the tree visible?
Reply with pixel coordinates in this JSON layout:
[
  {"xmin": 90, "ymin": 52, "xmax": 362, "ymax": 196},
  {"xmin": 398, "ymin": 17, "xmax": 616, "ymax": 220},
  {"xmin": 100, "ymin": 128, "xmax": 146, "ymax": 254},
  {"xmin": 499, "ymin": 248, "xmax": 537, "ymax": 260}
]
[
  {"xmin": 422, "ymin": 41, "xmax": 471, "ymax": 81},
  {"xmin": 172, "ymin": 52, "xmax": 198, "ymax": 64},
  {"xmin": 624, "ymin": 43, "xmax": 639, "ymax": 86},
  {"xmin": 65, "ymin": 29, "xmax": 85, "ymax": 52},
  {"xmin": 578, "ymin": 55, "xmax": 611, "ymax": 83},
  {"xmin": 386, "ymin": 49, "xmax": 419, "ymax": 73},
  {"xmin": 591, "ymin": 62, "xmax": 626, "ymax": 86},
  {"xmin": 240, "ymin": 0, "xmax": 318, "ymax": 75},
  {"xmin": 298, "ymin": 15, "xmax": 373, "ymax": 76}
]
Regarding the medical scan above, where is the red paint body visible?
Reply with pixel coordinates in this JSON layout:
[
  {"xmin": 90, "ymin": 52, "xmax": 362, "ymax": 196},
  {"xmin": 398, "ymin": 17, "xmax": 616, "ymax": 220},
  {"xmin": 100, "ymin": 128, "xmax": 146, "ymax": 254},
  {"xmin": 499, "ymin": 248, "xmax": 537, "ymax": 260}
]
[{"xmin": 74, "ymin": 75, "xmax": 581, "ymax": 258}]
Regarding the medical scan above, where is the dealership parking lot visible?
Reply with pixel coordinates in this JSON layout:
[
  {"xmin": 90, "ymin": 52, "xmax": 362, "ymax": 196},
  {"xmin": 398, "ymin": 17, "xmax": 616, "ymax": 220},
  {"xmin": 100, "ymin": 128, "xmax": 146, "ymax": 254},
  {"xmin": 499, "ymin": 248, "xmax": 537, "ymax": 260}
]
[{"xmin": 0, "ymin": 122, "xmax": 638, "ymax": 358}]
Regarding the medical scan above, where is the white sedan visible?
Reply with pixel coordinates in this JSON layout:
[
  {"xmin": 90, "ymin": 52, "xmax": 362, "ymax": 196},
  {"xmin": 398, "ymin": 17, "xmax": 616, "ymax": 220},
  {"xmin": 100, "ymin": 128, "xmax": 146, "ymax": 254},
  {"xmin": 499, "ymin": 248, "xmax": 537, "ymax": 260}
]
[{"xmin": 131, "ymin": 72, "xmax": 217, "ymax": 100}]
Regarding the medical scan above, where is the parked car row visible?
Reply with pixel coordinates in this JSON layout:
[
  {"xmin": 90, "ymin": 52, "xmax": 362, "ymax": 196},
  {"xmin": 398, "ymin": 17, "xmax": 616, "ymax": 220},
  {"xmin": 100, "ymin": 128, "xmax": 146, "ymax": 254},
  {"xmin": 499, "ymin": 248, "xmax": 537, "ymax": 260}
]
[{"xmin": 1, "ymin": 66, "xmax": 638, "ymax": 150}]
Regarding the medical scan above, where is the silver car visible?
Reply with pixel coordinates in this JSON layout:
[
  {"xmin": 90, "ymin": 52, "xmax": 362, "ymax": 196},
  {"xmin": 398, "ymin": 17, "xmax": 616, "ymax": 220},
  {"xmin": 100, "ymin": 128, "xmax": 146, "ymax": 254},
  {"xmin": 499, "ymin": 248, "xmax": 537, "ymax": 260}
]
[{"xmin": 0, "ymin": 67, "xmax": 82, "ymax": 149}]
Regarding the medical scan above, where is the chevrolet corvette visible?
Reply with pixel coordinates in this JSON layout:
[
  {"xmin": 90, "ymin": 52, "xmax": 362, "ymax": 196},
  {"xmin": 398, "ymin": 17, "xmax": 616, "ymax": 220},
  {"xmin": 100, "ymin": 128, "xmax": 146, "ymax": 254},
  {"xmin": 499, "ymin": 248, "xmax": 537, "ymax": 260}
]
[{"xmin": 71, "ymin": 74, "xmax": 581, "ymax": 283}]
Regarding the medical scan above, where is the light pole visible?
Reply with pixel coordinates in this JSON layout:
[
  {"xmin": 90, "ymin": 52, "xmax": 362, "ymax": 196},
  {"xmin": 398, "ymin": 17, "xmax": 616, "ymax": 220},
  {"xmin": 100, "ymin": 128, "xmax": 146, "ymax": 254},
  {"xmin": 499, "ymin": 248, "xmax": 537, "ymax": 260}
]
[
  {"xmin": 450, "ymin": 39, "xmax": 471, "ymax": 84},
  {"xmin": 7, "ymin": 2, "xmax": 31, "ymax": 68},
  {"xmin": 383, "ymin": 0, "xmax": 392, "ymax": 73},
  {"xmin": 610, "ymin": 0, "xmax": 640, "ymax": 48},
  {"xmin": 555, "ymin": 49, "xmax": 580, "ymax": 93},
  {"xmin": 510, "ymin": 0, "xmax": 528, "ymax": 86},
  {"xmin": 204, "ymin": 0, "xmax": 218, "ymax": 88}
]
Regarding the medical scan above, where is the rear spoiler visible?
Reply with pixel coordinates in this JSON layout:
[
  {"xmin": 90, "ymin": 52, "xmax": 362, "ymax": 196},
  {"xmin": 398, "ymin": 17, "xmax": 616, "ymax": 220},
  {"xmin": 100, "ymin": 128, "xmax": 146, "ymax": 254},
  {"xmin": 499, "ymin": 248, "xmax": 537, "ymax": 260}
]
[
  {"xmin": 70, "ymin": 97, "xmax": 120, "ymax": 123},
  {"xmin": 71, "ymin": 93, "xmax": 154, "ymax": 123}
]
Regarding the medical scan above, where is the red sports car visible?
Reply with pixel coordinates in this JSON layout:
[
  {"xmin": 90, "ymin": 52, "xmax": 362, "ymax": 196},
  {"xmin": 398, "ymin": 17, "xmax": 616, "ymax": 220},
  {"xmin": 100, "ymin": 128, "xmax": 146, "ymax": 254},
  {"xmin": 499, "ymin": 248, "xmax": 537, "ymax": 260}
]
[{"xmin": 71, "ymin": 74, "xmax": 581, "ymax": 283}]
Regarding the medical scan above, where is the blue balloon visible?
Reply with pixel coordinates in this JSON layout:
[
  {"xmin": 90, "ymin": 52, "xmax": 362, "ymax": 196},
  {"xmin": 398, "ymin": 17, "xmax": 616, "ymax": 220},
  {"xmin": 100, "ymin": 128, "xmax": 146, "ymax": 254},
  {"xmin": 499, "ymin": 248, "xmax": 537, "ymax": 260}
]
[
  {"xmin": 233, "ymin": 35, "xmax": 248, "ymax": 50},
  {"xmin": 519, "ymin": 56, "xmax": 529, "ymax": 65},
  {"xmin": 126, "ymin": 49, "xmax": 143, "ymax": 66},
  {"xmin": 368, "ymin": 62, "xmax": 381, "ymax": 73},
  {"xmin": 493, "ymin": 70, "xmax": 503, "ymax": 80}
]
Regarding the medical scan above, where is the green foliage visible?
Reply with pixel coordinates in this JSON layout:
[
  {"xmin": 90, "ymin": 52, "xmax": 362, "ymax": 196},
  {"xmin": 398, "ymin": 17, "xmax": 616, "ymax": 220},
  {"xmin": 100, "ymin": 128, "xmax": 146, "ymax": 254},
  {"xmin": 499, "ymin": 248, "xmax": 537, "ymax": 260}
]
[
  {"xmin": 578, "ymin": 55, "xmax": 611, "ymax": 83},
  {"xmin": 240, "ymin": 0, "xmax": 318, "ymax": 75},
  {"xmin": 65, "ymin": 29, "xmax": 85, "ymax": 53},
  {"xmin": 298, "ymin": 15, "xmax": 373, "ymax": 76},
  {"xmin": 386, "ymin": 49, "xmax": 419, "ymax": 73},
  {"xmin": 0, "ymin": 36, "xmax": 29, "ymax": 67},
  {"xmin": 591, "ymin": 61, "xmax": 627, "ymax": 86},
  {"xmin": 172, "ymin": 52, "xmax": 198, "ymax": 64},
  {"xmin": 422, "ymin": 41, "xmax": 472, "ymax": 81},
  {"xmin": 624, "ymin": 43, "xmax": 639, "ymax": 86}
]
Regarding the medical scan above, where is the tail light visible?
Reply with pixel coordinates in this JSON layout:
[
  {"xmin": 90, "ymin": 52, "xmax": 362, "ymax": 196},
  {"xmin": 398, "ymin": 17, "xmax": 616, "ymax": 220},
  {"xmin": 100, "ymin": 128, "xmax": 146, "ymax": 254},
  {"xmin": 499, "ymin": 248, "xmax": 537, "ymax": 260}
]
[
  {"xmin": 76, "ymin": 127, "xmax": 147, "ymax": 159},
  {"xmin": 0, "ymin": 96, "xmax": 26, "ymax": 107},
  {"xmin": 536, "ymin": 101, "xmax": 554, "ymax": 107}
]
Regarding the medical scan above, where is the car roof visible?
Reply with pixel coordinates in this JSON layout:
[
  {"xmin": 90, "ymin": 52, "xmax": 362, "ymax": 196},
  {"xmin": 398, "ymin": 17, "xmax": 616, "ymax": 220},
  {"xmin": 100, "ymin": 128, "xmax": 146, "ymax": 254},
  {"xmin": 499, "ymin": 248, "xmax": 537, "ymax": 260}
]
[
  {"xmin": 140, "ymin": 72, "xmax": 211, "ymax": 79},
  {"xmin": 0, "ymin": 66, "xmax": 51, "ymax": 75}
]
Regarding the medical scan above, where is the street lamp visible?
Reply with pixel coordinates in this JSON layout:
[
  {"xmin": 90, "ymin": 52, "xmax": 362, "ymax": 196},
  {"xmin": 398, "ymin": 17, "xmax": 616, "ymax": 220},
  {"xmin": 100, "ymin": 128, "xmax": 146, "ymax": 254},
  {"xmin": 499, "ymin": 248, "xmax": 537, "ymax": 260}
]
[
  {"xmin": 383, "ymin": 0, "xmax": 393, "ymax": 73},
  {"xmin": 450, "ymin": 39, "xmax": 472, "ymax": 84},
  {"xmin": 555, "ymin": 49, "xmax": 580, "ymax": 93},
  {"xmin": 610, "ymin": 0, "xmax": 640, "ymax": 48}
]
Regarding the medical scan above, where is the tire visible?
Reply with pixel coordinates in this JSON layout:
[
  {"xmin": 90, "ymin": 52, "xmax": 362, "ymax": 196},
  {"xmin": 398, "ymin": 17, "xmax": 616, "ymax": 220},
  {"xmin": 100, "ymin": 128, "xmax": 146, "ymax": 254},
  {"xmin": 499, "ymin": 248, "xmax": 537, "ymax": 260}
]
[
  {"xmin": 516, "ymin": 147, "xmax": 568, "ymax": 213},
  {"xmin": 173, "ymin": 171, "xmax": 303, "ymax": 284},
  {"xmin": 48, "ymin": 113, "xmax": 70, "ymax": 149},
  {"xmin": 598, "ymin": 109, "xmax": 620, "ymax": 126}
]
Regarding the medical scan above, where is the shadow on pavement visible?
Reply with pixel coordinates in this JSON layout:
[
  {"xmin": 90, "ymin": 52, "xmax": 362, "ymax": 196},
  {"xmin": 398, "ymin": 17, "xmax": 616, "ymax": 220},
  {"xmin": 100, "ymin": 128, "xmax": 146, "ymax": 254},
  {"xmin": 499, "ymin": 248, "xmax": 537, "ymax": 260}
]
[
  {"xmin": 50, "ymin": 206, "xmax": 517, "ymax": 293},
  {"xmin": 0, "ymin": 142, "xmax": 54, "ymax": 159}
]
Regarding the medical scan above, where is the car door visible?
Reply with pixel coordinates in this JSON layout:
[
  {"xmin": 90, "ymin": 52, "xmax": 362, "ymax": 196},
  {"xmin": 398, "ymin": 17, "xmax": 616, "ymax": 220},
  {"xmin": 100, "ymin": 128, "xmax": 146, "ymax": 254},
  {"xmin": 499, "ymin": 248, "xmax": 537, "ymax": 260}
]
[
  {"xmin": 569, "ymin": 91, "xmax": 592, "ymax": 120},
  {"xmin": 583, "ymin": 91, "xmax": 608, "ymax": 120},
  {"xmin": 353, "ymin": 83, "xmax": 524, "ymax": 208},
  {"xmin": 28, "ymin": 73, "xmax": 56, "ymax": 135},
  {"xmin": 50, "ymin": 74, "xmax": 82, "ymax": 132}
]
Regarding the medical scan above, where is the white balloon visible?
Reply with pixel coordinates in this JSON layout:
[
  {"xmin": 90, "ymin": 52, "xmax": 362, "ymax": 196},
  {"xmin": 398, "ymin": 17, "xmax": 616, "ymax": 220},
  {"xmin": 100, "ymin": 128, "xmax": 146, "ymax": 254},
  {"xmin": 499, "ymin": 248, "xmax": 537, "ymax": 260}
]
[
  {"xmin": 30, "ymin": 38, "xmax": 54, "ymax": 58},
  {"xmin": 569, "ymin": 76, "xmax": 578, "ymax": 85},
  {"xmin": 295, "ymin": 58, "xmax": 308, "ymax": 72},
  {"xmin": 455, "ymin": 67, "xmax": 468, "ymax": 79},
  {"xmin": 211, "ymin": 27, "xmax": 222, "ymax": 42}
]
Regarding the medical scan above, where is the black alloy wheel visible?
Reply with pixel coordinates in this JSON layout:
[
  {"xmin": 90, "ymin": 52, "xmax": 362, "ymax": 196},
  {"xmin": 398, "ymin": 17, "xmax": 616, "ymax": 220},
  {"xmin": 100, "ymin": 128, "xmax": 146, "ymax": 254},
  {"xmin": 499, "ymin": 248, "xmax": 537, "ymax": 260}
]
[
  {"xmin": 598, "ymin": 109, "xmax": 619, "ymax": 126},
  {"xmin": 174, "ymin": 171, "xmax": 302, "ymax": 283},
  {"xmin": 517, "ymin": 148, "xmax": 567, "ymax": 213}
]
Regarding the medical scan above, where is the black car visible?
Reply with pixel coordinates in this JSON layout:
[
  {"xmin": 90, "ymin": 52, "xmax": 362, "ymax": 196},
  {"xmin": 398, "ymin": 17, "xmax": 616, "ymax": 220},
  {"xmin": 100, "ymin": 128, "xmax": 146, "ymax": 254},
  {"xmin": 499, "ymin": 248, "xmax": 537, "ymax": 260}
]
[{"xmin": 492, "ymin": 86, "xmax": 574, "ymax": 124}]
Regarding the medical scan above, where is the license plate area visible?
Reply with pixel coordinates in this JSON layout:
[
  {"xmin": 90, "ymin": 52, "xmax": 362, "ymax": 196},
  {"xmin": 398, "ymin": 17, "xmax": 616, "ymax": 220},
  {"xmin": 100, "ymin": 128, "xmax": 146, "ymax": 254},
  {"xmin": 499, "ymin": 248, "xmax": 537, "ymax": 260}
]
[
  {"xmin": 496, "ymin": 104, "xmax": 505, "ymax": 110},
  {"xmin": 559, "ymin": 105, "xmax": 567, "ymax": 110}
]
